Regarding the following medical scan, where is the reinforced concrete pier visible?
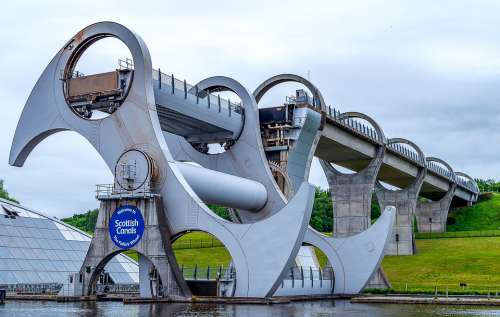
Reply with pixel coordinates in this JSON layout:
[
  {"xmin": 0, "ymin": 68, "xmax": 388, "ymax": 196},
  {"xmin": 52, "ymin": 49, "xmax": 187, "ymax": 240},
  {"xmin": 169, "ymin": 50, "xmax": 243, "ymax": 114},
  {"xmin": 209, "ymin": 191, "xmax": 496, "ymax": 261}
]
[{"xmin": 375, "ymin": 139, "xmax": 426, "ymax": 256}]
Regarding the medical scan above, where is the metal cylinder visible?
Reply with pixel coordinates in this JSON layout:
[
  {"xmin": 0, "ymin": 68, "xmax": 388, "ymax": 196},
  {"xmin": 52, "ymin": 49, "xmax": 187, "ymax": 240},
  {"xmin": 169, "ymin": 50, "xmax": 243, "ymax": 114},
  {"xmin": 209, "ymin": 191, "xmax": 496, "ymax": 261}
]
[{"xmin": 176, "ymin": 162, "xmax": 268, "ymax": 212}]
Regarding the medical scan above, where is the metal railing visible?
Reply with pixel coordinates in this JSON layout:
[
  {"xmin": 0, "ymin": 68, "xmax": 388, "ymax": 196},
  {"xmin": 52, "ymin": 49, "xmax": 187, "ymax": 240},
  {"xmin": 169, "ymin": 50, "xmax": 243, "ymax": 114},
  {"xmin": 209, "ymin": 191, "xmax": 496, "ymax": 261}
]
[
  {"xmin": 95, "ymin": 283, "xmax": 139, "ymax": 294},
  {"xmin": 325, "ymin": 106, "xmax": 383, "ymax": 143},
  {"xmin": 426, "ymin": 161, "xmax": 454, "ymax": 181},
  {"xmin": 152, "ymin": 68, "xmax": 243, "ymax": 116},
  {"xmin": 280, "ymin": 266, "xmax": 335, "ymax": 289},
  {"xmin": 95, "ymin": 184, "xmax": 155, "ymax": 199},
  {"xmin": 181, "ymin": 265, "xmax": 236, "ymax": 281},
  {"xmin": 325, "ymin": 105, "xmax": 477, "ymax": 193},
  {"xmin": 0, "ymin": 283, "xmax": 63, "ymax": 295},
  {"xmin": 118, "ymin": 58, "xmax": 134, "ymax": 70}
]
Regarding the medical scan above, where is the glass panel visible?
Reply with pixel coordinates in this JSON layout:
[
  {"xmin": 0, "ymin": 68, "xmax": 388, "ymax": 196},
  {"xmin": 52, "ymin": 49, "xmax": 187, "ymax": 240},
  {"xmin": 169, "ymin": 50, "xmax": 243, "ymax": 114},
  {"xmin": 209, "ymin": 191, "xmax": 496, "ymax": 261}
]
[
  {"xmin": 0, "ymin": 270, "xmax": 12, "ymax": 283},
  {"xmin": 39, "ymin": 229, "xmax": 52, "ymax": 239},
  {"xmin": 69, "ymin": 261, "xmax": 81, "ymax": 271},
  {"xmin": 25, "ymin": 271, "xmax": 41, "ymax": 283},
  {"xmin": 42, "ymin": 249, "xmax": 59, "ymax": 260},
  {"xmin": 18, "ymin": 226, "xmax": 32, "ymax": 238},
  {"xmin": 12, "ymin": 270, "xmax": 28, "ymax": 283},
  {"xmin": 29, "ymin": 227, "xmax": 43, "ymax": 239},
  {"xmin": 27, "ymin": 259, "xmax": 42, "ymax": 271},
  {"xmin": 50, "ymin": 229, "xmax": 65, "ymax": 240},
  {"xmin": 9, "ymin": 247, "xmax": 24, "ymax": 258},
  {"xmin": 40, "ymin": 260, "xmax": 56, "ymax": 271},
  {"xmin": 4, "ymin": 258, "xmax": 18, "ymax": 270},
  {"xmin": 16, "ymin": 259, "xmax": 33, "ymax": 271},
  {"xmin": 9, "ymin": 218, "xmax": 24, "ymax": 227},
  {"xmin": 0, "ymin": 246, "xmax": 11, "ymax": 258},
  {"xmin": 52, "ymin": 260, "xmax": 66, "ymax": 272},
  {"xmin": 37, "ymin": 271, "xmax": 51, "ymax": 283},
  {"xmin": 20, "ymin": 248, "xmax": 36, "ymax": 259},
  {"xmin": 0, "ymin": 216, "xmax": 12, "ymax": 226},
  {"xmin": 4, "ymin": 225, "xmax": 20, "ymax": 237},
  {"xmin": 49, "ymin": 271, "xmax": 64, "ymax": 283},
  {"xmin": 25, "ymin": 237, "xmax": 40, "ymax": 249},
  {"xmin": 16, "ymin": 237, "xmax": 29, "ymax": 248},
  {"xmin": 22, "ymin": 217, "xmax": 36, "ymax": 227}
]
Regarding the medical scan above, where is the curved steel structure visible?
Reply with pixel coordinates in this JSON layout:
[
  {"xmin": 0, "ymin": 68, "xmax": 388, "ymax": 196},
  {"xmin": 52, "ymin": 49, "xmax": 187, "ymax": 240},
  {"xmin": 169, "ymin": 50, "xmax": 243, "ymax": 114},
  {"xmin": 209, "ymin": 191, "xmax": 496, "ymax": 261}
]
[{"xmin": 8, "ymin": 21, "xmax": 478, "ymax": 298}]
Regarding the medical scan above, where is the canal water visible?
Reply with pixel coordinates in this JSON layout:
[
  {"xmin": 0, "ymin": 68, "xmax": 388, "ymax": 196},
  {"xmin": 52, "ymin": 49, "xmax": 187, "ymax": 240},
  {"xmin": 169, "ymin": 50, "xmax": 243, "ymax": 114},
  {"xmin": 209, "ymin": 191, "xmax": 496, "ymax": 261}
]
[{"xmin": 1, "ymin": 299, "xmax": 500, "ymax": 316}]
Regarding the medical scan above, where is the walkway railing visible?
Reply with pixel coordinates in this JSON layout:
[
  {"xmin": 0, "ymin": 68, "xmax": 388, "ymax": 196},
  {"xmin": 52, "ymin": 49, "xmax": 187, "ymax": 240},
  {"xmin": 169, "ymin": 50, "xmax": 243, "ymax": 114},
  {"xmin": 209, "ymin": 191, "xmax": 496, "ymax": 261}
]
[
  {"xmin": 181, "ymin": 265, "xmax": 235, "ymax": 281},
  {"xmin": 0, "ymin": 283, "xmax": 62, "ymax": 295},
  {"xmin": 280, "ymin": 266, "xmax": 335, "ymax": 289},
  {"xmin": 96, "ymin": 283, "xmax": 139, "ymax": 294},
  {"xmin": 326, "ymin": 106, "xmax": 383, "ymax": 144},
  {"xmin": 95, "ymin": 184, "xmax": 155, "ymax": 199},
  {"xmin": 324, "ymin": 105, "xmax": 477, "ymax": 193},
  {"xmin": 152, "ymin": 68, "xmax": 243, "ymax": 116}
]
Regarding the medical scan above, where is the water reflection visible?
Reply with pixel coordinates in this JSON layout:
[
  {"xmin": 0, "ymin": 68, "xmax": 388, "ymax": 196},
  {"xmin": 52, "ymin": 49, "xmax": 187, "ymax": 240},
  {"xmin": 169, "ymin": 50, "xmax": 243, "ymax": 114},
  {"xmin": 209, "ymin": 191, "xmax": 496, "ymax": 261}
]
[{"xmin": 1, "ymin": 299, "xmax": 500, "ymax": 317}]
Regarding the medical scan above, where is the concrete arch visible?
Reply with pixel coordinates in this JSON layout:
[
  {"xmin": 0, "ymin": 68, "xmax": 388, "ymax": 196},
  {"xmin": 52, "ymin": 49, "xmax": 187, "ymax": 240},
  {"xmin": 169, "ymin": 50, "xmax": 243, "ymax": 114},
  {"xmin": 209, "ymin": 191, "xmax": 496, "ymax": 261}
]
[
  {"xmin": 170, "ymin": 230, "xmax": 238, "ymax": 296},
  {"xmin": 337, "ymin": 111, "xmax": 386, "ymax": 143},
  {"xmin": 456, "ymin": 172, "xmax": 480, "ymax": 193},
  {"xmin": 426, "ymin": 157, "xmax": 456, "ymax": 182},
  {"xmin": 86, "ymin": 250, "xmax": 160, "ymax": 296},
  {"xmin": 253, "ymin": 73, "xmax": 326, "ymax": 110},
  {"xmin": 387, "ymin": 138, "xmax": 426, "ymax": 166}
]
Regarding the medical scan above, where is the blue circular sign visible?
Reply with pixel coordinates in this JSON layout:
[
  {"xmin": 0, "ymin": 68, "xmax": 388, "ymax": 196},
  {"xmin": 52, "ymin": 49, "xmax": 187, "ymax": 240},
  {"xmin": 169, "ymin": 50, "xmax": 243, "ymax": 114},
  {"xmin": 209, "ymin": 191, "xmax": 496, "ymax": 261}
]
[{"xmin": 109, "ymin": 205, "xmax": 145, "ymax": 249}]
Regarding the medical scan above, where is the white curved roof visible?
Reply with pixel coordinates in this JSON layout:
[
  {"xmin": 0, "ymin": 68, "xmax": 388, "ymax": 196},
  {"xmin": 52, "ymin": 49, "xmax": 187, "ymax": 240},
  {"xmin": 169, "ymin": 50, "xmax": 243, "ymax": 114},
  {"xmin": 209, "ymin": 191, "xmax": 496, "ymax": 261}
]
[{"xmin": 0, "ymin": 198, "xmax": 138, "ymax": 285}]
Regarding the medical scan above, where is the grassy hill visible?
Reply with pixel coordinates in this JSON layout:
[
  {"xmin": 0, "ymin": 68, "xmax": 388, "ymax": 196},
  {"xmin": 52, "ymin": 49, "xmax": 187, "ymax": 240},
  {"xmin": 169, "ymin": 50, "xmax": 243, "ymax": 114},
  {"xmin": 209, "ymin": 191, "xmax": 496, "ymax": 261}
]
[
  {"xmin": 381, "ymin": 236, "xmax": 500, "ymax": 294},
  {"xmin": 446, "ymin": 193, "xmax": 500, "ymax": 231}
]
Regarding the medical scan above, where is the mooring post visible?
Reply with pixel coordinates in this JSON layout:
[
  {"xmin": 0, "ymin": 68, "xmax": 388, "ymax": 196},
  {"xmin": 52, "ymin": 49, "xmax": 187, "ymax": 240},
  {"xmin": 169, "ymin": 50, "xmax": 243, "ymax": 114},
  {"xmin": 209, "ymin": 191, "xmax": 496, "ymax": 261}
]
[
  {"xmin": 319, "ymin": 268, "xmax": 323, "ymax": 288},
  {"xmin": 301, "ymin": 266, "xmax": 304, "ymax": 288},
  {"xmin": 310, "ymin": 267, "xmax": 313, "ymax": 287},
  {"xmin": 184, "ymin": 80, "xmax": 187, "ymax": 99},
  {"xmin": 158, "ymin": 69, "xmax": 161, "ymax": 89},
  {"xmin": 171, "ymin": 74, "xmax": 175, "ymax": 94}
]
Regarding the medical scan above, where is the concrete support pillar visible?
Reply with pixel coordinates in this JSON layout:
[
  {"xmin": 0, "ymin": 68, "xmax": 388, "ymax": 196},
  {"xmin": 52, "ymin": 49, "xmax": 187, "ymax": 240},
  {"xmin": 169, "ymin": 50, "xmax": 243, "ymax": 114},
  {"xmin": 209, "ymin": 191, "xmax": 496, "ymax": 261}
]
[
  {"xmin": 320, "ymin": 147, "xmax": 385, "ymax": 237},
  {"xmin": 416, "ymin": 184, "xmax": 456, "ymax": 233},
  {"xmin": 375, "ymin": 169, "xmax": 426, "ymax": 256},
  {"xmin": 76, "ymin": 197, "xmax": 191, "ymax": 299}
]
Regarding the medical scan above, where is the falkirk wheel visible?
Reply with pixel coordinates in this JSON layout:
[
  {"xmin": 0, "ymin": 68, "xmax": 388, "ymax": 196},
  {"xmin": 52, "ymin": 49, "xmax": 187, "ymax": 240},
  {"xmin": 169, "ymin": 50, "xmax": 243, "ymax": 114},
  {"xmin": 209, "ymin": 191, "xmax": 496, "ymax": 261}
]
[{"xmin": 9, "ymin": 22, "xmax": 395, "ymax": 299}]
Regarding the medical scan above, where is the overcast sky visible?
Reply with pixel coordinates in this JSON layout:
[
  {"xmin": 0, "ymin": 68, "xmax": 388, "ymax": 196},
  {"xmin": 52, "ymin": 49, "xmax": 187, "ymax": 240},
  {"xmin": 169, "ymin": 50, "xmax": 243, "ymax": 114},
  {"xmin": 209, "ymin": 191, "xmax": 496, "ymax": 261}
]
[{"xmin": 1, "ymin": 0, "xmax": 499, "ymax": 218}]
